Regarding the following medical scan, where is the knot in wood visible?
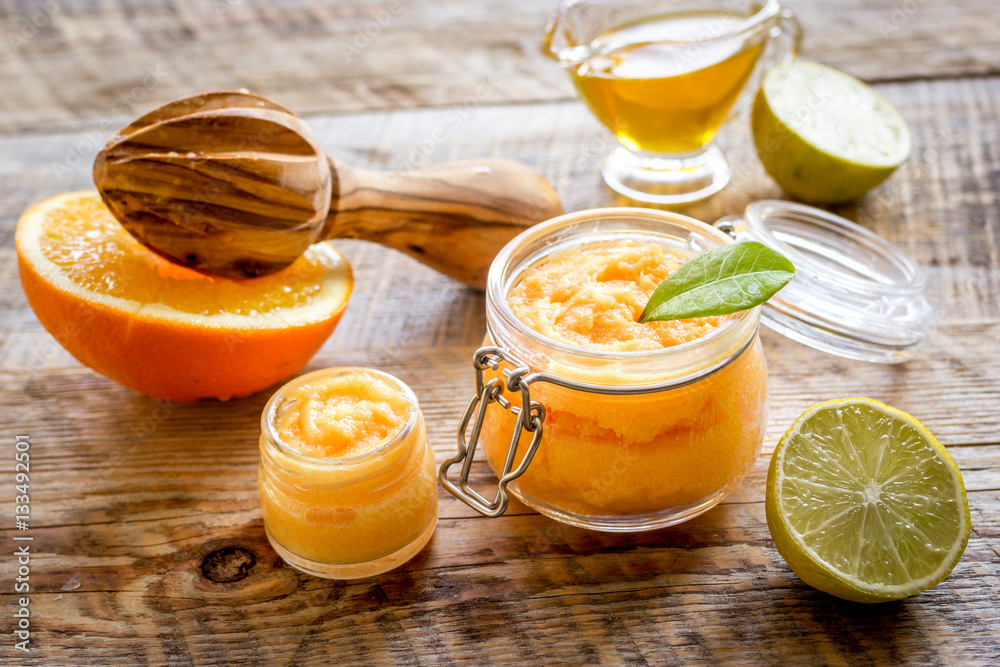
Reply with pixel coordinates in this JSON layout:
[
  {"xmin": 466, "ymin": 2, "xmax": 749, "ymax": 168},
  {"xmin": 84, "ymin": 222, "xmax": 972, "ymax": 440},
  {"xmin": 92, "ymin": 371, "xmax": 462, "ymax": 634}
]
[{"xmin": 200, "ymin": 547, "xmax": 256, "ymax": 584}]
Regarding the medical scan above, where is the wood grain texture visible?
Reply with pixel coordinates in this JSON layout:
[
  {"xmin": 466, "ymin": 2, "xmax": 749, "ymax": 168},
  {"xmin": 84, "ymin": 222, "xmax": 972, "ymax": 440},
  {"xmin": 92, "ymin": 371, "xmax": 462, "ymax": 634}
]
[
  {"xmin": 2, "ymin": 0, "xmax": 1000, "ymax": 134},
  {"xmin": 1, "ymin": 10, "xmax": 1000, "ymax": 667}
]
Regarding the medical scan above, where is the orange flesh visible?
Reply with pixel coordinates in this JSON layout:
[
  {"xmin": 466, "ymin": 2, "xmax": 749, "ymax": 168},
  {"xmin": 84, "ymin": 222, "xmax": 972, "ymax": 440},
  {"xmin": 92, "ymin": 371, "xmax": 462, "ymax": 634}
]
[
  {"xmin": 486, "ymin": 240, "xmax": 767, "ymax": 516},
  {"xmin": 38, "ymin": 193, "xmax": 336, "ymax": 315},
  {"xmin": 16, "ymin": 191, "xmax": 352, "ymax": 402},
  {"xmin": 259, "ymin": 371, "xmax": 438, "ymax": 565}
]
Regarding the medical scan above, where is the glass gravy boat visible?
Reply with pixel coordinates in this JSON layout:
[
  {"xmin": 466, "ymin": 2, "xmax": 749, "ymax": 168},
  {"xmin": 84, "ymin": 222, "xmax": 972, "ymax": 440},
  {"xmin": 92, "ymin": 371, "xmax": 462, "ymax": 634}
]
[{"xmin": 545, "ymin": 0, "xmax": 801, "ymax": 204}]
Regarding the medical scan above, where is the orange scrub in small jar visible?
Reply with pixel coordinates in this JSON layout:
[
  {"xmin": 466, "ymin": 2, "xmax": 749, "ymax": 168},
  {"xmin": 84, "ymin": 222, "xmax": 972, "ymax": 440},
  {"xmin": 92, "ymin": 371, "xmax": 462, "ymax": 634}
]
[
  {"xmin": 479, "ymin": 211, "xmax": 768, "ymax": 531},
  {"xmin": 258, "ymin": 368, "xmax": 438, "ymax": 578}
]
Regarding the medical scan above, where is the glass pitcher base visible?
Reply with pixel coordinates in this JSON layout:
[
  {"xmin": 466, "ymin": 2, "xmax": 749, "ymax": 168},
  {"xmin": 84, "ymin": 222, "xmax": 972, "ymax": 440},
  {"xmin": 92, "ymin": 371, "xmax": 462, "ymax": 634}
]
[{"xmin": 602, "ymin": 144, "xmax": 731, "ymax": 205}]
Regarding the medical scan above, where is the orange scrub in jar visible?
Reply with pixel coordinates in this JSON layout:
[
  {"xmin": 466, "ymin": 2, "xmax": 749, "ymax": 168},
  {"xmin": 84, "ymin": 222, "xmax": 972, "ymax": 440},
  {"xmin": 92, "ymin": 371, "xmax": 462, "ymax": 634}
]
[
  {"xmin": 480, "ymin": 227, "xmax": 768, "ymax": 531},
  {"xmin": 258, "ymin": 368, "xmax": 438, "ymax": 578}
]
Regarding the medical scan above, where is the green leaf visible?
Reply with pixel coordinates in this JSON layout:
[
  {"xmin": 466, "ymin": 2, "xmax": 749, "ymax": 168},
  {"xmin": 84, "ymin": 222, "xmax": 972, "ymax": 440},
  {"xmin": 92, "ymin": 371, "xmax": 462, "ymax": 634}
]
[{"xmin": 639, "ymin": 241, "xmax": 795, "ymax": 323}]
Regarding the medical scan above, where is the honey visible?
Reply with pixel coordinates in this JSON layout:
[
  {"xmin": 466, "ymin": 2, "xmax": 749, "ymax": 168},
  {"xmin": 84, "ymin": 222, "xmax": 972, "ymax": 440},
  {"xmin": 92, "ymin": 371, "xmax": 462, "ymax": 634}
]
[{"xmin": 569, "ymin": 10, "xmax": 765, "ymax": 153}]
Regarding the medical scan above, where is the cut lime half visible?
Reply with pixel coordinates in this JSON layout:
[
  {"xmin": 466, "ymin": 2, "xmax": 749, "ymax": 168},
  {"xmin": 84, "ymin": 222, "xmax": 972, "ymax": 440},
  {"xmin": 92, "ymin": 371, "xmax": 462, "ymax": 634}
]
[
  {"xmin": 766, "ymin": 398, "xmax": 970, "ymax": 603},
  {"xmin": 752, "ymin": 60, "xmax": 911, "ymax": 203}
]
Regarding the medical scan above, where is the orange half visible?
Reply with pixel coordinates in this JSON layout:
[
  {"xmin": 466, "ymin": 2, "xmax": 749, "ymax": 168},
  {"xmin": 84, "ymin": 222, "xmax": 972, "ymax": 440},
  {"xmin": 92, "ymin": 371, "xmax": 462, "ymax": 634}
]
[{"xmin": 16, "ymin": 190, "xmax": 353, "ymax": 401}]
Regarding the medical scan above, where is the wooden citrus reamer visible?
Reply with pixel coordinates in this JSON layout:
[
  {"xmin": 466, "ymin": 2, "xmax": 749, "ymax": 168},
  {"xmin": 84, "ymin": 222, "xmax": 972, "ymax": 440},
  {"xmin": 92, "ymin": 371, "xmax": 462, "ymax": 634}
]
[{"xmin": 92, "ymin": 91, "xmax": 563, "ymax": 289}]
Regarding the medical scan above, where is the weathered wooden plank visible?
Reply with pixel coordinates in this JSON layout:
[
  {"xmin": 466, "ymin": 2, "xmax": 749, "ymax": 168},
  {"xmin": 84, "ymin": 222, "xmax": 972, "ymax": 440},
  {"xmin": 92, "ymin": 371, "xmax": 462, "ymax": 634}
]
[
  {"xmin": 3, "ymin": 496, "xmax": 998, "ymax": 665},
  {"xmin": 2, "ymin": 0, "xmax": 1000, "ymax": 134},
  {"xmin": 1, "ymin": 73, "xmax": 999, "ymax": 664}
]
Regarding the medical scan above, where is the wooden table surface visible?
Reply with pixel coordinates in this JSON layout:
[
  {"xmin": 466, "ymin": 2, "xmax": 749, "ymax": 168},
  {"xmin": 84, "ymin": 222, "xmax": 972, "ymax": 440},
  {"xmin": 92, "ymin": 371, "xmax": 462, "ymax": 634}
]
[{"xmin": 2, "ymin": 1, "xmax": 999, "ymax": 664}]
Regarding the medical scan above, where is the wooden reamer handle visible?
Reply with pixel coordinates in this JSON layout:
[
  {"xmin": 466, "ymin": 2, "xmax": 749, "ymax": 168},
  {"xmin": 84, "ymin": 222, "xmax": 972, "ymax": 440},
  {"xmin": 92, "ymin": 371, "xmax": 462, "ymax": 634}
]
[{"xmin": 325, "ymin": 158, "xmax": 564, "ymax": 290}]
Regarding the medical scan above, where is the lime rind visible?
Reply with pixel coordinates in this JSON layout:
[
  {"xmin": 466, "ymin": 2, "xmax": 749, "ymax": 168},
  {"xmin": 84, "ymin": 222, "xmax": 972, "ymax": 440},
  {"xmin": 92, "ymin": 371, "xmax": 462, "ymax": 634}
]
[
  {"xmin": 752, "ymin": 60, "xmax": 912, "ymax": 203},
  {"xmin": 767, "ymin": 398, "xmax": 971, "ymax": 602},
  {"xmin": 763, "ymin": 60, "xmax": 911, "ymax": 168}
]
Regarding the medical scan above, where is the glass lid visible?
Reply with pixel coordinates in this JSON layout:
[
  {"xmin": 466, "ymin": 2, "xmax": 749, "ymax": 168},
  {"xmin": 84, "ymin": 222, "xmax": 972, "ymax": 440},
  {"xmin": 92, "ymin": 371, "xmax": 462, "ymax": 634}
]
[{"xmin": 715, "ymin": 200, "xmax": 936, "ymax": 363}]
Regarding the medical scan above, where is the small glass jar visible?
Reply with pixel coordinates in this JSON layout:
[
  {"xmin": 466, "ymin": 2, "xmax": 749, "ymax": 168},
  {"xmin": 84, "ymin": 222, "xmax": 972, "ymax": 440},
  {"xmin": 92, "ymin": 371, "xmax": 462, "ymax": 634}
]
[
  {"xmin": 258, "ymin": 367, "xmax": 438, "ymax": 578},
  {"xmin": 440, "ymin": 208, "xmax": 768, "ymax": 532}
]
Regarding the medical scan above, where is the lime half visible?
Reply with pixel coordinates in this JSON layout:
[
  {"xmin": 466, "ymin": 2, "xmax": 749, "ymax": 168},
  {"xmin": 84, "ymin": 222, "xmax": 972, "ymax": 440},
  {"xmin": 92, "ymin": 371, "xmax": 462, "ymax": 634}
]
[
  {"xmin": 766, "ymin": 398, "xmax": 970, "ymax": 603},
  {"xmin": 752, "ymin": 60, "xmax": 911, "ymax": 203}
]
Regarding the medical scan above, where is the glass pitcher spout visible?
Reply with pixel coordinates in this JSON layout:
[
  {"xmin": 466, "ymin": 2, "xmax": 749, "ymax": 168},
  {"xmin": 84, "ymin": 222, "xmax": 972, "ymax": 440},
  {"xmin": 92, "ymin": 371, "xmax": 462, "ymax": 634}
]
[{"xmin": 543, "ymin": 2, "xmax": 594, "ymax": 65}]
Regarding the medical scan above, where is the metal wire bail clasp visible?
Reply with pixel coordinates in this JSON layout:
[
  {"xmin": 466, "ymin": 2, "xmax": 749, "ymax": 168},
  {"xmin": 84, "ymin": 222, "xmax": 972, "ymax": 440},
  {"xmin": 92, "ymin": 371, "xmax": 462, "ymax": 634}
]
[{"xmin": 438, "ymin": 346, "xmax": 545, "ymax": 518}]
